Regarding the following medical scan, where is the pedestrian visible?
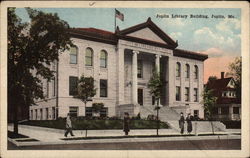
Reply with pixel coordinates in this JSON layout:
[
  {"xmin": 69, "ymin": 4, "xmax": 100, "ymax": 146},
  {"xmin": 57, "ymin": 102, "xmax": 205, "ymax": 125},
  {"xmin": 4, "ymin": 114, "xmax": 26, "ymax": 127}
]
[
  {"xmin": 64, "ymin": 113, "xmax": 75, "ymax": 137},
  {"xmin": 123, "ymin": 112, "xmax": 130, "ymax": 136},
  {"xmin": 179, "ymin": 112, "xmax": 185, "ymax": 135},
  {"xmin": 186, "ymin": 113, "xmax": 193, "ymax": 134}
]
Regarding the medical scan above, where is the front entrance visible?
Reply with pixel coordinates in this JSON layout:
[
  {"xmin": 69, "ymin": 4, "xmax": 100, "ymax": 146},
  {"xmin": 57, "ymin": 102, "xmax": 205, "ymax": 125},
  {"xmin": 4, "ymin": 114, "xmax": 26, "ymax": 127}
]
[{"xmin": 138, "ymin": 89, "xmax": 143, "ymax": 106}]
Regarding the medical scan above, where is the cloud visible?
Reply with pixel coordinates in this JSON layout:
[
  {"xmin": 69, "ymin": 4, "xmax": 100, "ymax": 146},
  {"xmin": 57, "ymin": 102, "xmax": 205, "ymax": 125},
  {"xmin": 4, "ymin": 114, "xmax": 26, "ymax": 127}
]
[
  {"xmin": 216, "ymin": 18, "xmax": 240, "ymax": 34},
  {"xmin": 170, "ymin": 32, "xmax": 182, "ymax": 40},
  {"xmin": 199, "ymin": 47, "xmax": 224, "ymax": 58},
  {"xmin": 193, "ymin": 27, "xmax": 240, "ymax": 54}
]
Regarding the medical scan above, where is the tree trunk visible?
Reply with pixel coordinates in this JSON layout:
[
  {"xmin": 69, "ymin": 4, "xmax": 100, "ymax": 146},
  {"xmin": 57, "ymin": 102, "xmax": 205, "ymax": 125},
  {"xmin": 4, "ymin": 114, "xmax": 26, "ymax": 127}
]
[{"xmin": 156, "ymin": 99, "xmax": 159, "ymax": 136}]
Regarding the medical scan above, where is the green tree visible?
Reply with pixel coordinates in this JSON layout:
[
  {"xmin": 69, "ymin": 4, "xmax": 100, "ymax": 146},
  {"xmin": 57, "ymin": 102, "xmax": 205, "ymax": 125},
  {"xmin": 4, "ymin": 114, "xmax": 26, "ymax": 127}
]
[
  {"xmin": 8, "ymin": 8, "xmax": 72, "ymax": 134},
  {"xmin": 202, "ymin": 86, "xmax": 218, "ymax": 134},
  {"xmin": 207, "ymin": 76, "xmax": 218, "ymax": 85},
  {"xmin": 147, "ymin": 68, "xmax": 163, "ymax": 136},
  {"xmin": 226, "ymin": 57, "xmax": 241, "ymax": 100},
  {"xmin": 76, "ymin": 75, "xmax": 97, "ymax": 112},
  {"xmin": 75, "ymin": 75, "xmax": 96, "ymax": 137}
]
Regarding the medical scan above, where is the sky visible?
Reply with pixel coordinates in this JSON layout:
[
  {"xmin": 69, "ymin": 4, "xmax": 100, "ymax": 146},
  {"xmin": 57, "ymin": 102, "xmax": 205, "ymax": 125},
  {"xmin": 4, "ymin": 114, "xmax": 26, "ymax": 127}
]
[{"xmin": 15, "ymin": 8, "xmax": 241, "ymax": 82}]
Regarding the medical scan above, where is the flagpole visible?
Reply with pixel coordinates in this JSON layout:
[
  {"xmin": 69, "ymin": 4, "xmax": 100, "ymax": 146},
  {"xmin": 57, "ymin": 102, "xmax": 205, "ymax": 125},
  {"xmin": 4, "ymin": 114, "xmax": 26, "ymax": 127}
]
[{"xmin": 114, "ymin": 8, "xmax": 116, "ymax": 33}]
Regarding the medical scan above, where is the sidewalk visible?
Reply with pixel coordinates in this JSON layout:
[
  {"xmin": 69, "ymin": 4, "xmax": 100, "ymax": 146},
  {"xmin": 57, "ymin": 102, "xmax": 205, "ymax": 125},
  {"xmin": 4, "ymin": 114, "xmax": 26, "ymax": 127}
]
[{"xmin": 7, "ymin": 124, "xmax": 241, "ymax": 147}]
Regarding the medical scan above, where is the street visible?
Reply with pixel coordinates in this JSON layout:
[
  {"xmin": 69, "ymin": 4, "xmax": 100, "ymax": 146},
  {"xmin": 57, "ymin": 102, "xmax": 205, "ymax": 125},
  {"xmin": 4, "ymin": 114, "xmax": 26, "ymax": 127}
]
[{"xmin": 8, "ymin": 139, "xmax": 241, "ymax": 150}]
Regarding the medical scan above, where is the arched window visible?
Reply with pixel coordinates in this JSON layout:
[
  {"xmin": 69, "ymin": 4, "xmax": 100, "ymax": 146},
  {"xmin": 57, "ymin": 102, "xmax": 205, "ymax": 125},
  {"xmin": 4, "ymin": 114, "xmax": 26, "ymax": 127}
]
[
  {"xmin": 85, "ymin": 48, "xmax": 93, "ymax": 66},
  {"xmin": 194, "ymin": 65, "xmax": 199, "ymax": 79},
  {"xmin": 176, "ymin": 62, "xmax": 181, "ymax": 77},
  {"xmin": 185, "ymin": 64, "xmax": 190, "ymax": 78},
  {"xmin": 100, "ymin": 50, "xmax": 107, "ymax": 68},
  {"xmin": 70, "ymin": 46, "xmax": 78, "ymax": 64}
]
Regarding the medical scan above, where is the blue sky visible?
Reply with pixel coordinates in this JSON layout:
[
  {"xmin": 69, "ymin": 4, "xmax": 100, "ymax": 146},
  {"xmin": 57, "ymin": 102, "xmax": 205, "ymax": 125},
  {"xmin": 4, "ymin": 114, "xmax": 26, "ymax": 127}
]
[{"xmin": 15, "ymin": 8, "xmax": 241, "ymax": 81}]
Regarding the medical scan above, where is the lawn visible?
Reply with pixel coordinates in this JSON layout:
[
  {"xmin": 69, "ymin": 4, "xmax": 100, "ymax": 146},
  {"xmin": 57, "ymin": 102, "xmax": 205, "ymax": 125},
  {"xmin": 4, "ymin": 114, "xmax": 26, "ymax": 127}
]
[{"xmin": 21, "ymin": 118, "xmax": 170, "ymax": 130}]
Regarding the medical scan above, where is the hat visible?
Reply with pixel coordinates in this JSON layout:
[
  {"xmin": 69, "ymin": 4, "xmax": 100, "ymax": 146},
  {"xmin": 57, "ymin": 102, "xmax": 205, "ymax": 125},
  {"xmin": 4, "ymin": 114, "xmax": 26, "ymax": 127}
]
[{"xmin": 180, "ymin": 112, "xmax": 183, "ymax": 114}]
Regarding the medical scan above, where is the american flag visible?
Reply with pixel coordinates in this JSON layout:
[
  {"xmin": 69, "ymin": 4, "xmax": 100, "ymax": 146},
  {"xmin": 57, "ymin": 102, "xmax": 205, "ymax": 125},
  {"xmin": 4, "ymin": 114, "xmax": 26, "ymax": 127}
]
[{"xmin": 115, "ymin": 9, "xmax": 124, "ymax": 21}]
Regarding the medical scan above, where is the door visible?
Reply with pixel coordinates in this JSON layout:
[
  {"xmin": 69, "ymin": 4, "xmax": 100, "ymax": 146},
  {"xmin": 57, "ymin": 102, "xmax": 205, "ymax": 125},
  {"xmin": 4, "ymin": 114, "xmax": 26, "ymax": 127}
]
[{"xmin": 138, "ymin": 89, "xmax": 143, "ymax": 106}]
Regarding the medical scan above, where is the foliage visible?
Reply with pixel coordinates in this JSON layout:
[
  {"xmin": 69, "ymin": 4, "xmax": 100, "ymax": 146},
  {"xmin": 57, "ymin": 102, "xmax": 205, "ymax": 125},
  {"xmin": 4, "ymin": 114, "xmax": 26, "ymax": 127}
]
[
  {"xmin": 8, "ymin": 8, "xmax": 72, "ymax": 134},
  {"xmin": 207, "ymin": 76, "xmax": 218, "ymax": 85},
  {"xmin": 148, "ymin": 69, "xmax": 163, "ymax": 101},
  {"xmin": 202, "ymin": 86, "xmax": 217, "ymax": 120},
  {"xmin": 226, "ymin": 57, "xmax": 242, "ymax": 100},
  {"xmin": 92, "ymin": 103, "xmax": 104, "ymax": 112},
  {"xmin": 75, "ymin": 75, "xmax": 97, "ymax": 106},
  {"xmin": 20, "ymin": 119, "xmax": 170, "ymax": 130}
]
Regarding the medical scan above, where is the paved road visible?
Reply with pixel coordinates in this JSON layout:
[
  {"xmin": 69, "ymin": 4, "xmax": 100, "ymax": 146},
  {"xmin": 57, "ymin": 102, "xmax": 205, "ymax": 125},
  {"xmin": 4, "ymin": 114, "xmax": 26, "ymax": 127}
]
[{"xmin": 8, "ymin": 139, "xmax": 241, "ymax": 150}]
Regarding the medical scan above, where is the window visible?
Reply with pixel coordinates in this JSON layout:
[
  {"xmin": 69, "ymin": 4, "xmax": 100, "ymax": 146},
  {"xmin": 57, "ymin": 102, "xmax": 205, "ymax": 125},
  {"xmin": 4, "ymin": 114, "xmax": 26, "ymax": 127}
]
[
  {"xmin": 176, "ymin": 62, "xmax": 181, "ymax": 77},
  {"xmin": 233, "ymin": 107, "xmax": 240, "ymax": 114},
  {"xmin": 46, "ymin": 108, "xmax": 49, "ymax": 120},
  {"xmin": 194, "ymin": 88, "xmax": 198, "ymax": 102},
  {"xmin": 185, "ymin": 87, "xmax": 190, "ymax": 101},
  {"xmin": 85, "ymin": 48, "xmax": 93, "ymax": 66},
  {"xmin": 52, "ymin": 78, "xmax": 56, "ymax": 97},
  {"xmin": 221, "ymin": 107, "xmax": 229, "ymax": 115},
  {"xmin": 46, "ymin": 80, "xmax": 49, "ymax": 98},
  {"xmin": 35, "ymin": 109, "xmax": 37, "ymax": 120},
  {"xmin": 69, "ymin": 76, "xmax": 78, "ymax": 96},
  {"xmin": 52, "ymin": 107, "xmax": 56, "ymax": 119},
  {"xmin": 100, "ymin": 107, "xmax": 108, "ymax": 117},
  {"xmin": 100, "ymin": 79, "xmax": 108, "ymax": 97},
  {"xmin": 194, "ymin": 110, "xmax": 199, "ymax": 117},
  {"xmin": 194, "ymin": 65, "xmax": 199, "ymax": 79},
  {"xmin": 30, "ymin": 110, "xmax": 33, "ymax": 120},
  {"xmin": 40, "ymin": 109, "xmax": 43, "ymax": 120},
  {"xmin": 222, "ymin": 92, "xmax": 227, "ymax": 97},
  {"xmin": 85, "ymin": 107, "xmax": 93, "ymax": 117},
  {"xmin": 137, "ymin": 60, "xmax": 143, "ymax": 78},
  {"xmin": 70, "ymin": 46, "xmax": 78, "ymax": 64},
  {"xmin": 176, "ymin": 86, "xmax": 181, "ymax": 101},
  {"xmin": 69, "ymin": 107, "xmax": 78, "ymax": 117},
  {"xmin": 152, "ymin": 96, "xmax": 155, "ymax": 105},
  {"xmin": 185, "ymin": 64, "xmax": 190, "ymax": 78},
  {"xmin": 100, "ymin": 50, "xmax": 107, "ymax": 68}
]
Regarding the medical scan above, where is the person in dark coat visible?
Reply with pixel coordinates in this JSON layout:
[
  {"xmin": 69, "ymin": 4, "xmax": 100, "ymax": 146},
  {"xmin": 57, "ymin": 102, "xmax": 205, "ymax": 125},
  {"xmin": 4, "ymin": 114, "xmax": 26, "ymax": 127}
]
[
  {"xmin": 123, "ymin": 112, "xmax": 130, "ymax": 135},
  {"xmin": 186, "ymin": 113, "xmax": 193, "ymax": 134},
  {"xmin": 179, "ymin": 112, "xmax": 185, "ymax": 134},
  {"xmin": 64, "ymin": 113, "xmax": 75, "ymax": 137}
]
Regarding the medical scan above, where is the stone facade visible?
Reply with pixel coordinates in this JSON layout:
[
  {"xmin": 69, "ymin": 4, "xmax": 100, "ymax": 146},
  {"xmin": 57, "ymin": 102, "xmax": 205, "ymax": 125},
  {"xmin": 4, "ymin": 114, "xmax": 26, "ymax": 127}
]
[{"xmin": 29, "ymin": 18, "xmax": 207, "ymax": 120}]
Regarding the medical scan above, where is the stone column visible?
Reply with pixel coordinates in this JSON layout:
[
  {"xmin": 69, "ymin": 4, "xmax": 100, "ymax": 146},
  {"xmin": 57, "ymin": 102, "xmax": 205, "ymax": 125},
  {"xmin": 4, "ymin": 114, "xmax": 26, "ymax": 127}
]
[
  {"xmin": 155, "ymin": 54, "xmax": 161, "ymax": 73},
  {"xmin": 168, "ymin": 56, "xmax": 174, "ymax": 106},
  {"xmin": 132, "ymin": 50, "xmax": 139, "ymax": 105},
  {"xmin": 117, "ymin": 47, "xmax": 125, "ymax": 105},
  {"xmin": 155, "ymin": 54, "xmax": 161, "ymax": 106}
]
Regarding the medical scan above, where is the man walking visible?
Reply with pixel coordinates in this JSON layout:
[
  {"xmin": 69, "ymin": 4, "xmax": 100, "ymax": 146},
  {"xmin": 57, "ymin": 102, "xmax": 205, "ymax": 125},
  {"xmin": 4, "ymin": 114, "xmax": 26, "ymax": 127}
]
[
  {"xmin": 179, "ymin": 112, "xmax": 185, "ymax": 135},
  {"xmin": 64, "ymin": 113, "xmax": 75, "ymax": 137},
  {"xmin": 123, "ymin": 112, "xmax": 130, "ymax": 136}
]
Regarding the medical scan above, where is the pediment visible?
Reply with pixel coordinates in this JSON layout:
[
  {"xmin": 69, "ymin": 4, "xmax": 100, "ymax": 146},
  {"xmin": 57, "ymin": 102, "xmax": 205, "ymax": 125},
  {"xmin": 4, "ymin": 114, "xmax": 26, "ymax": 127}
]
[
  {"xmin": 127, "ymin": 27, "xmax": 167, "ymax": 44},
  {"xmin": 118, "ymin": 18, "xmax": 178, "ymax": 48}
]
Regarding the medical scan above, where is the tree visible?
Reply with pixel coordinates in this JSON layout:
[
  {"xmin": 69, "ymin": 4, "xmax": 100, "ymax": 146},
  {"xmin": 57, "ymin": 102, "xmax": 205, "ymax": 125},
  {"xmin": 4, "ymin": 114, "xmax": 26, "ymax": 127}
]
[
  {"xmin": 226, "ymin": 57, "xmax": 241, "ymax": 100},
  {"xmin": 76, "ymin": 75, "xmax": 97, "ymax": 113},
  {"xmin": 8, "ymin": 8, "xmax": 72, "ymax": 134},
  {"xmin": 148, "ymin": 68, "xmax": 163, "ymax": 136},
  {"xmin": 75, "ymin": 75, "xmax": 96, "ymax": 137},
  {"xmin": 207, "ymin": 76, "xmax": 218, "ymax": 85},
  {"xmin": 202, "ymin": 86, "xmax": 217, "ymax": 134}
]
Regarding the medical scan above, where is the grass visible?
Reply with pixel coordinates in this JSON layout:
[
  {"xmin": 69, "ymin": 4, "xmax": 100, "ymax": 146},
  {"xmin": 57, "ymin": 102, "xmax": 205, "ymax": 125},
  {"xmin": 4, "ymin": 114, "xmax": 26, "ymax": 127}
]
[{"xmin": 21, "ymin": 118, "xmax": 170, "ymax": 130}]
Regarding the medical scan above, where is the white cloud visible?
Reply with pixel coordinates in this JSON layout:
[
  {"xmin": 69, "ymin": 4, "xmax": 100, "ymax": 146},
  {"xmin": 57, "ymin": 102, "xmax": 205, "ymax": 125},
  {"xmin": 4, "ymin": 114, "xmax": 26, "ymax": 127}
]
[
  {"xmin": 216, "ymin": 18, "xmax": 240, "ymax": 33},
  {"xmin": 193, "ymin": 27, "xmax": 240, "ymax": 54},
  {"xmin": 199, "ymin": 47, "xmax": 225, "ymax": 58},
  {"xmin": 170, "ymin": 32, "xmax": 182, "ymax": 40}
]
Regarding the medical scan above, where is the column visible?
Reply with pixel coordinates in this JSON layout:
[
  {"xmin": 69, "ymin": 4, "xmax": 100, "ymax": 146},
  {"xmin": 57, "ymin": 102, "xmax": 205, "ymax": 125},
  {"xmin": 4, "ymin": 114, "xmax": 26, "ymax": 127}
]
[
  {"xmin": 168, "ymin": 56, "xmax": 174, "ymax": 106},
  {"xmin": 117, "ymin": 47, "xmax": 125, "ymax": 105},
  {"xmin": 155, "ymin": 54, "xmax": 161, "ymax": 73},
  {"xmin": 155, "ymin": 54, "xmax": 161, "ymax": 106},
  {"xmin": 132, "ymin": 50, "xmax": 139, "ymax": 105}
]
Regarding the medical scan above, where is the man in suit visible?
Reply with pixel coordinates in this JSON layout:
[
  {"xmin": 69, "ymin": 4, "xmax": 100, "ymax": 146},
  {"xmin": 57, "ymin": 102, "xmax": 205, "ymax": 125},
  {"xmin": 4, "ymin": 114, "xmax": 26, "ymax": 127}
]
[
  {"xmin": 179, "ymin": 112, "xmax": 185, "ymax": 134},
  {"xmin": 64, "ymin": 113, "xmax": 75, "ymax": 137}
]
